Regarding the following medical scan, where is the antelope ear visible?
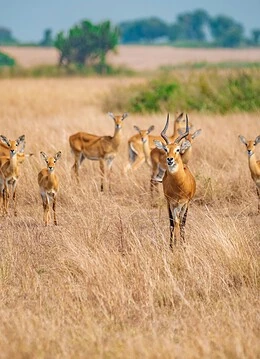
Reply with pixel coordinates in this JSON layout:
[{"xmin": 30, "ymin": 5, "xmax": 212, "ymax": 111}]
[
  {"xmin": 108, "ymin": 112, "xmax": 116, "ymax": 120},
  {"xmin": 0, "ymin": 135, "xmax": 10, "ymax": 147},
  {"xmin": 191, "ymin": 129, "xmax": 202, "ymax": 139},
  {"xmin": 133, "ymin": 125, "xmax": 140, "ymax": 133},
  {"xmin": 180, "ymin": 140, "xmax": 191, "ymax": 154},
  {"xmin": 16, "ymin": 135, "xmax": 25, "ymax": 145},
  {"xmin": 175, "ymin": 112, "xmax": 184, "ymax": 123},
  {"xmin": 122, "ymin": 112, "xmax": 128, "ymax": 120},
  {"xmin": 255, "ymin": 135, "xmax": 260, "ymax": 145},
  {"xmin": 147, "ymin": 125, "xmax": 155, "ymax": 134},
  {"xmin": 154, "ymin": 140, "xmax": 165, "ymax": 151},
  {"xmin": 238, "ymin": 135, "xmax": 247, "ymax": 145},
  {"xmin": 19, "ymin": 141, "xmax": 26, "ymax": 153},
  {"xmin": 40, "ymin": 151, "xmax": 48, "ymax": 164},
  {"xmin": 54, "ymin": 151, "xmax": 62, "ymax": 161}
]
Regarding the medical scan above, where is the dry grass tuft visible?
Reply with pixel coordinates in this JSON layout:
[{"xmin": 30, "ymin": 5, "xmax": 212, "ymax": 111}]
[{"xmin": 0, "ymin": 78, "xmax": 259, "ymax": 358}]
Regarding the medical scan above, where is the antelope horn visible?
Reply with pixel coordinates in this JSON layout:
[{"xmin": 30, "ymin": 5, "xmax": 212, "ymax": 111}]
[
  {"xmin": 161, "ymin": 113, "xmax": 170, "ymax": 145},
  {"xmin": 174, "ymin": 114, "xmax": 189, "ymax": 144}
]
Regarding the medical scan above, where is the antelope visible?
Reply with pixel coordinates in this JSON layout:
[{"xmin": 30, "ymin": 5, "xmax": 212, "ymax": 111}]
[
  {"xmin": 69, "ymin": 112, "xmax": 128, "ymax": 191},
  {"xmin": 131, "ymin": 125, "xmax": 155, "ymax": 167},
  {"xmin": 0, "ymin": 140, "xmax": 33, "ymax": 164},
  {"xmin": 0, "ymin": 135, "xmax": 25, "ymax": 216},
  {"xmin": 125, "ymin": 113, "xmax": 188, "ymax": 172},
  {"xmin": 38, "ymin": 151, "xmax": 62, "ymax": 225},
  {"xmin": 239, "ymin": 134, "xmax": 260, "ymax": 213},
  {"xmin": 154, "ymin": 114, "xmax": 196, "ymax": 249},
  {"xmin": 149, "ymin": 116, "xmax": 201, "ymax": 196}
]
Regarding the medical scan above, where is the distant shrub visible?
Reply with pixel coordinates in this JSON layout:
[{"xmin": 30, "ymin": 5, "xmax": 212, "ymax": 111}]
[
  {"xmin": 102, "ymin": 68, "xmax": 260, "ymax": 114},
  {"xmin": 130, "ymin": 79, "xmax": 180, "ymax": 113},
  {"xmin": 0, "ymin": 51, "xmax": 16, "ymax": 67}
]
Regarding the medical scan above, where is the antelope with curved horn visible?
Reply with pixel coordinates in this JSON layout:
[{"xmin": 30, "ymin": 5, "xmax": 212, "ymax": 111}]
[
  {"xmin": 0, "ymin": 135, "xmax": 25, "ymax": 215},
  {"xmin": 154, "ymin": 114, "xmax": 196, "ymax": 248},
  {"xmin": 125, "ymin": 113, "xmax": 188, "ymax": 172},
  {"xmin": 38, "ymin": 151, "xmax": 62, "ymax": 225},
  {"xmin": 69, "ymin": 112, "xmax": 128, "ymax": 191},
  {"xmin": 239, "ymin": 134, "xmax": 260, "ymax": 213},
  {"xmin": 149, "ymin": 116, "xmax": 201, "ymax": 196}
]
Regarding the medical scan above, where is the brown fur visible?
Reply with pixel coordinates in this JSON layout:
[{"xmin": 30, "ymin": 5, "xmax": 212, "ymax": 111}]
[
  {"xmin": 126, "ymin": 113, "xmax": 188, "ymax": 172},
  {"xmin": 239, "ymin": 135, "xmax": 260, "ymax": 212},
  {"xmin": 38, "ymin": 151, "xmax": 61, "ymax": 225},
  {"xmin": 154, "ymin": 115, "xmax": 196, "ymax": 248},
  {"xmin": 69, "ymin": 112, "xmax": 128, "ymax": 191},
  {"xmin": 0, "ymin": 135, "xmax": 25, "ymax": 215}
]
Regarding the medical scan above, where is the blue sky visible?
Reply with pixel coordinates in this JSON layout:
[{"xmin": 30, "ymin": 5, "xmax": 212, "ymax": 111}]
[{"xmin": 1, "ymin": 0, "xmax": 260, "ymax": 41}]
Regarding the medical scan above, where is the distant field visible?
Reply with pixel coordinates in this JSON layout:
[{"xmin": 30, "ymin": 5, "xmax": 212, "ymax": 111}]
[{"xmin": 1, "ymin": 45, "xmax": 260, "ymax": 70}]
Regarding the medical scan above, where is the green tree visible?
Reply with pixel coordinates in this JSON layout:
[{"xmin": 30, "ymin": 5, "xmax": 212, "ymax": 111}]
[
  {"xmin": 55, "ymin": 20, "xmax": 118, "ymax": 70},
  {"xmin": 209, "ymin": 15, "xmax": 244, "ymax": 47},
  {"xmin": 0, "ymin": 51, "xmax": 16, "ymax": 66},
  {"xmin": 171, "ymin": 9, "xmax": 209, "ymax": 41},
  {"xmin": 40, "ymin": 29, "xmax": 53, "ymax": 47},
  {"xmin": 0, "ymin": 27, "xmax": 17, "ymax": 45},
  {"xmin": 251, "ymin": 29, "xmax": 260, "ymax": 45},
  {"xmin": 119, "ymin": 17, "xmax": 168, "ymax": 43}
]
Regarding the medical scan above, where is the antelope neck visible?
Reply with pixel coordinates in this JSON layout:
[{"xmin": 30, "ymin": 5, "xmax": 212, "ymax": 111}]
[
  {"xmin": 112, "ymin": 127, "xmax": 122, "ymax": 147},
  {"xmin": 8, "ymin": 153, "xmax": 18, "ymax": 170},
  {"xmin": 248, "ymin": 153, "xmax": 260, "ymax": 174}
]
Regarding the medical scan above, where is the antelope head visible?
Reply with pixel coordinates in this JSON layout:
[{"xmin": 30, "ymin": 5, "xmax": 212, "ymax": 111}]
[
  {"xmin": 174, "ymin": 112, "xmax": 193, "ymax": 132},
  {"xmin": 239, "ymin": 135, "xmax": 260, "ymax": 157},
  {"xmin": 108, "ymin": 112, "xmax": 128, "ymax": 130},
  {"xmin": 134, "ymin": 125, "xmax": 155, "ymax": 143},
  {"xmin": 178, "ymin": 128, "xmax": 202, "ymax": 154},
  {"xmin": 40, "ymin": 151, "xmax": 62, "ymax": 173},
  {"xmin": 0, "ymin": 135, "xmax": 25, "ymax": 158},
  {"xmin": 154, "ymin": 114, "xmax": 189, "ymax": 173}
]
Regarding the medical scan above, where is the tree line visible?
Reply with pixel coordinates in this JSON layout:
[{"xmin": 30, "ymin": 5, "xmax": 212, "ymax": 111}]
[
  {"xmin": 119, "ymin": 10, "xmax": 260, "ymax": 47},
  {"xmin": 0, "ymin": 9, "xmax": 259, "ymax": 70}
]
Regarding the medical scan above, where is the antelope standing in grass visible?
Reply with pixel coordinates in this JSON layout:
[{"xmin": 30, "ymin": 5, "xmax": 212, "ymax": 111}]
[
  {"xmin": 38, "ymin": 151, "xmax": 62, "ymax": 225},
  {"xmin": 0, "ymin": 140, "xmax": 33, "ymax": 164},
  {"xmin": 239, "ymin": 134, "xmax": 260, "ymax": 213},
  {"xmin": 0, "ymin": 135, "xmax": 25, "ymax": 215},
  {"xmin": 149, "ymin": 115, "xmax": 201, "ymax": 196},
  {"xmin": 69, "ymin": 112, "xmax": 128, "ymax": 191},
  {"xmin": 125, "ymin": 113, "xmax": 188, "ymax": 172},
  {"xmin": 131, "ymin": 125, "xmax": 155, "ymax": 167},
  {"xmin": 154, "ymin": 115, "xmax": 196, "ymax": 249}
]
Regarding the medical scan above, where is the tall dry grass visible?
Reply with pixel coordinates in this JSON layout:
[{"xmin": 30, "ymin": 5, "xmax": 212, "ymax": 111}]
[{"xmin": 0, "ymin": 78, "xmax": 259, "ymax": 359}]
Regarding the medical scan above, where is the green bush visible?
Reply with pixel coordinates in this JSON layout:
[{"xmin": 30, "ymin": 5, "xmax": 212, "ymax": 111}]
[
  {"xmin": 130, "ymin": 80, "xmax": 180, "ymax": 113},
  {"xmin": 102, "ymin": 68, "xmax": 260, "ymax": 114},
  {"xmin": 0, "ymin": 52, "xmax": 16, "ymax": 67}
]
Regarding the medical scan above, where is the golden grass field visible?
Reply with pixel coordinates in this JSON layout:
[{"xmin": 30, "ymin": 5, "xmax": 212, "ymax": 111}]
[
  {"xmin": 0, "ymin": 77, "xmax": 259, "ymax": 358},
  {"xmin": 1, "ymin": 45, "xmax": 260, "ymax": 69}
]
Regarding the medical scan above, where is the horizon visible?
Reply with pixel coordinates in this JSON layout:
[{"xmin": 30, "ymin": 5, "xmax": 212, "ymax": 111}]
[{"xmin": 1, "ymin": 0, "xmax": 260, "ymax": 42}]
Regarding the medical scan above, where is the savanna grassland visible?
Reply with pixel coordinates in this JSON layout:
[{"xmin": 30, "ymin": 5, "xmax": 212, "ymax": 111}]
[{"xmin": 0, "ymin": 77, "xmax": 259, "ymax": 359}]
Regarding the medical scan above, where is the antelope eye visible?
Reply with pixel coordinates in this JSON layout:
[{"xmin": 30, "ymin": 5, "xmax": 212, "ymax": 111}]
[{"xmin": 176, "ymin": 148, "xmax": 180, "ymax": 153}]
